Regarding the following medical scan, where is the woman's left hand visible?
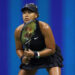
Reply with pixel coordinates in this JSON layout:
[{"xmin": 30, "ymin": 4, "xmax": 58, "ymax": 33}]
[{"xmin": 24, "ymin": 49, "xmax": 34, "ymax": 58}]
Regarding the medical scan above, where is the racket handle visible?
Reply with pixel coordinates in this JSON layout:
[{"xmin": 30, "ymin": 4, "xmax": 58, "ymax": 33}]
[
  {"xmin": 24, "ymin": 48, "xmax": 30, "ymax": 65},
  {"xmin": 24, "ymin": 47, "xmax": 28, "ymax": 51}
]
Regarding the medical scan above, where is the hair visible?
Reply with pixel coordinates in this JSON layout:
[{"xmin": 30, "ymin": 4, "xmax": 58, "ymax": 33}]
[{"xmin": 22, "ymin": 9, "xmax": 39, "ymax": 18}]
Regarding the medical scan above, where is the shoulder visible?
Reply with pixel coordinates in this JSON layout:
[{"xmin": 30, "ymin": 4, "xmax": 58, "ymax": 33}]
[
  {"xmin": 39, "ymin": 21, "xmax": 50, "ymax": 30},
  {"xmin": 38, "ymin": 21, "xmax": 52, "ymax": 36},
  {"xmin": 14, "ymin": 24, "xmax": 24, "ymax": 38},
  {"xmin": 15, "ymin": 24, "xmax": 24, "ymax": 32}
]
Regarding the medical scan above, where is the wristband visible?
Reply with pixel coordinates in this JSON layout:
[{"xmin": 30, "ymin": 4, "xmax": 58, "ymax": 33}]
[
  {"xmin": 37, "ymin": 52, "xmax": 40, "ymax": 58},
  {"xmin": 34, "ymin": 51, "xmax": 40, "ymax": 59},
  {"xmin": 21, "ymin": 55, "xmax": 24, "ymax": 62}
]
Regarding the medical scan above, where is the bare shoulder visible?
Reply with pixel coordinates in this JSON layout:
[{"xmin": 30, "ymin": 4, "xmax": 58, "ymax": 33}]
[
  {"xmin": 15, "ymin": 24, "xmax": 24, "ymax": 38},
  {"xmin": 39, "ymin": 21, "xmax": 50, "ymax": 30},
  {"xmin": 15, "ymin": 24, "xmax": 24, "ymax": 32},
  {"xmin": 39, "ymin": 21, "xmax": 52, "ymax": 36}
]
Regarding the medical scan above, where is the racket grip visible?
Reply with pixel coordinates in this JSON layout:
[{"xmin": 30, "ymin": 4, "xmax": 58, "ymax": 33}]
[{"xmin": 24, "ymin": 47, "xmax": 28, "ymax": 51}]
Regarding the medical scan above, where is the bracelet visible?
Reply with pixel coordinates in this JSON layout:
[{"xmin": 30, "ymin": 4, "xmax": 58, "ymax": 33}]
[{"xmin": 34, "ymin": 51, "xmax": 40, "ymax": 59}]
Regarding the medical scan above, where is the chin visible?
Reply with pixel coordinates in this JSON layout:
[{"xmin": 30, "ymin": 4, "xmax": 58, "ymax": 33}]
[
  {"xmin": 24, "ymin": 20, "xmax": 33, "ymax": 23},
  {"xmin": 24, "ymin": 21, "xmax": 30, "ymax": 23}
]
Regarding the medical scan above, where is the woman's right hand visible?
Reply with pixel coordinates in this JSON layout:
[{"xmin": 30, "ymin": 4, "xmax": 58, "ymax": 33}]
[{"xmin": 22, "ymin": 56, "xmax": 31, "ymax": 64}]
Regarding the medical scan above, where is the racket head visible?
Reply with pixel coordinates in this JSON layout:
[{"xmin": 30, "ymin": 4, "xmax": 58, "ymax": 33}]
[{"xmin": 20, "ymin": 20, "xmax": 36, "ymax": 44}]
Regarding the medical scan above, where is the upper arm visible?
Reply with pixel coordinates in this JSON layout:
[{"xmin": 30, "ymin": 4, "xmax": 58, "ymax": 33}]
[
  {"xmin": 14, "ymin": 28, "xmax": 23, "ymax": 50},
  {"xmin": 39, "ymin": 21, "xmax": 55, "ymax": 51}
]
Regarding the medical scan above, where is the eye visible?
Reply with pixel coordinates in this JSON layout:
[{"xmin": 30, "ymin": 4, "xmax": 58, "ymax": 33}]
[
  {"xmin": 23, "ymin": 11, "xmax": 26, "ymax": 14},
  {"xmin": 22, "ymin": 10, "xmax": 34, "ymax": 14},
  {"xmin": 28, "ymin": 10, "xmax": 34, "ymax": 13}
]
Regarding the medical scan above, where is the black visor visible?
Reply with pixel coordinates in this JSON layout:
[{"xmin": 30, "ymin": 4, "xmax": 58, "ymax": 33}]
[{"xmin": 21, "ymin": 3, "xmax": 38, "ymax": 13}]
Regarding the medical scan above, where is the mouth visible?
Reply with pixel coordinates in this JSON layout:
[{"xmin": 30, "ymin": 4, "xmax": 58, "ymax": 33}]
[{"xmin": 25, "ymin": 18, "xmax": 30, "ymax": 21}]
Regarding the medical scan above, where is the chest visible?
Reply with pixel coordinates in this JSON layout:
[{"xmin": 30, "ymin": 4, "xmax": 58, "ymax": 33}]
[{"xmin": 29, "ymin": 29, "xmax": 46, "ymax": 51}]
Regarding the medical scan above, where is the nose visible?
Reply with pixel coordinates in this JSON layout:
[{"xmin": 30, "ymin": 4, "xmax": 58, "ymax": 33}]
[{"xmin": 25, "ymin": 12, "xmax": 29, "ymax": 17}]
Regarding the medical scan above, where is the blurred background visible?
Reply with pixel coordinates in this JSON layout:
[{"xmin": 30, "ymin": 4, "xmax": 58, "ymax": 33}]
[{"xmin": 0, "ymin": 0, "xmax": 75, "ymax": 75}]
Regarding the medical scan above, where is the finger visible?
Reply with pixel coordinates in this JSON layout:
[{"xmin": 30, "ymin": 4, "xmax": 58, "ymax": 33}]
[
  {"xmin": 24, "ymin": 51, "xmax": 29, "ymax": 54},
  {"xmin": 27, "ymin": 57, "xmax": 31, "ymax": 60},
  {"xmin": 28, "ymin": 49, "xmax": 32, "ymax": 51},
  {"xmin": 24, "ymin": 52, "xmax": 28, "ymax": 56},
  {"xmin": 24, "ymin": 50, "xmax": 28, "ymax": 53}
]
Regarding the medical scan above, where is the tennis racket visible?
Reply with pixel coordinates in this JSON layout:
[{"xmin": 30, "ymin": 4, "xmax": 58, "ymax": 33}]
[{"xmin": 20, "ymin": 20, "xmax": 36, "ymax": 64}]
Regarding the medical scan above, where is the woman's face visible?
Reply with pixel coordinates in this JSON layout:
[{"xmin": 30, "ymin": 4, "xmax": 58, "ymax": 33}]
[{"xmin": 22, "ymin": 10, "xmax": 38, "ymax": 23}]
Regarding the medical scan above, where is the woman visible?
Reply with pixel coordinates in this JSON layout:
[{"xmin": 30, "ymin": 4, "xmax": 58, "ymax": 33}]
[{"xmin": 15, "ymin": 3, "xmax": 63, "ymax": 75}]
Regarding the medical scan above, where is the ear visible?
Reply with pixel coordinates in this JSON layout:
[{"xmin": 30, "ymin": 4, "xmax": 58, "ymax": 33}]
[{"xmin": 35, "ymin": 13, "xmax": 38, "ymax": 18}]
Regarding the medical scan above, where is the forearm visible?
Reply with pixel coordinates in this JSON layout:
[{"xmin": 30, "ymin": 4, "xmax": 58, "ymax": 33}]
[
  {"xmin": 38, "ymin": 48, "xmax": 56, "ymax": 57},
  {"xmin": 16, "ymin": 50, "xmax": 24, "ymax": 58}
]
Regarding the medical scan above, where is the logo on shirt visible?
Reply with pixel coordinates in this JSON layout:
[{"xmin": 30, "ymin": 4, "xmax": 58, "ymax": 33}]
[{"xmin": 34, "ymin": 37, "xmax": 39, "ymax": 40}]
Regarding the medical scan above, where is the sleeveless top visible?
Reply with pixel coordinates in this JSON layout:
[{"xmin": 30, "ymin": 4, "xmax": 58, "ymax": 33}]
[
  {"xmin": 22, "ymin": 20, "xmax": 46, "ymax": 51},
  {"xmin": 20, "ymin": 20, "xmax": 64, "ymax": 70}
]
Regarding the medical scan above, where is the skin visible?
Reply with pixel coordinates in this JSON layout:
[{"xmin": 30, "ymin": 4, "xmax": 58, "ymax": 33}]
[{"xmin": 15, "ymin": 10, "xmax": 61, "ymax": 75}]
